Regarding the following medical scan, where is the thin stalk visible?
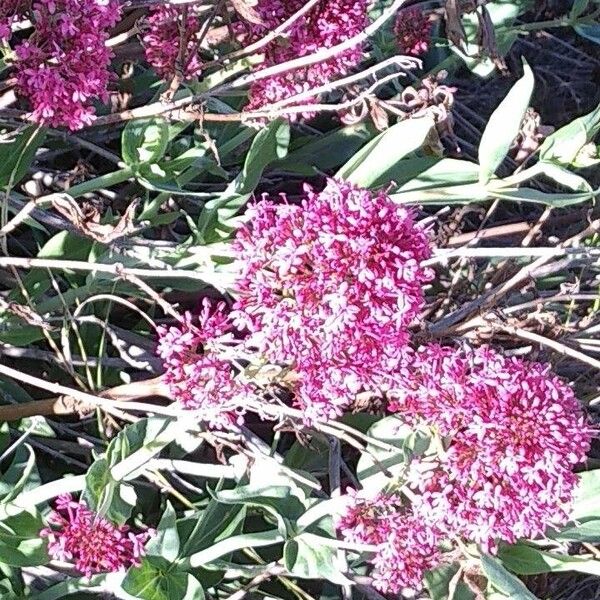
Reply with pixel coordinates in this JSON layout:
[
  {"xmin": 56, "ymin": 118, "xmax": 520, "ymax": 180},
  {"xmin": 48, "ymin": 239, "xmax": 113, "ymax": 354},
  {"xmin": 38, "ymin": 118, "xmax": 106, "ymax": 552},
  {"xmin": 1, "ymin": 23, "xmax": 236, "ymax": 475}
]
[{"xmin": 66, "ymin": 167, "xmax": 134, "ymax": 198}]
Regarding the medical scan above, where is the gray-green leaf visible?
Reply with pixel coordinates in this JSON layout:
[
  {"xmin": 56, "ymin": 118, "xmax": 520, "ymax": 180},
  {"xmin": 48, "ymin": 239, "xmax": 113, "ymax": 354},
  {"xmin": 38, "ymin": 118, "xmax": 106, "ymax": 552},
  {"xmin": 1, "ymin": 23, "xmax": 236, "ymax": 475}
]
[{"xmin": 478, "ymin": 59, "xmax": 534, "ymax": 182}]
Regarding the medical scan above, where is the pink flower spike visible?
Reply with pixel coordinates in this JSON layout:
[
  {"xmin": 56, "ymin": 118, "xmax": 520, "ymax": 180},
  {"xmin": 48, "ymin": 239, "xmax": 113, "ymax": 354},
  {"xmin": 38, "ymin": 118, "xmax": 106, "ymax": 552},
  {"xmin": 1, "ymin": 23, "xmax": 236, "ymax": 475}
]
[
  {"xmin": 142, "ymin": 4, "xmax": 203, "ymax": 80},
  {"xmin": 41, "ymin": 494, "xmax": 152, "ymax": 577},
  {"xmin": 394, "ymin": 7, "xmax": 432, "ymax": 57},
  {"xmin": 233, "ymin": 178, "xmax": 433, "ymax": 421},
  {"xmin": 156, "ymin": 300, "xmax": 250, "ymax": 427},
  {"xmin": 392, "ymin": 344, "xmax": 594, "ymax": 551},
  {"xmin": 14, "ymin": 0, "xmax": 121, "ymax": 129},
  {"xmin": 0, "ymin": 0, "xmax": 28, "ymax": 41},
  {"xmin": 238, "ymin": 0, "xmax": 369, "ymax": 120},
  {"xmin": 337, "ymin": 490, "xmax": 442, "ymax": 594}
]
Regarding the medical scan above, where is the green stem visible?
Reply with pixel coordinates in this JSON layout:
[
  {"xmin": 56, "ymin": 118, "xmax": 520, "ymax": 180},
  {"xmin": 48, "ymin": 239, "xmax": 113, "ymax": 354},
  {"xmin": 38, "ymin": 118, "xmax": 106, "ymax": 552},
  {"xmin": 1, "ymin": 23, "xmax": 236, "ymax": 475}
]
[
  {"xmin": 498, "ymin": 11, "xmax": 600, "ymax": 34},
  {"xmin": 178, "ymin": 530, "xmax": 284, "ymax": 570},
  {"xmin": 67, "ymin": 167, "xmax": 134, "ymax": 198},
  {"xmin": 0, "ymin": 475, "xmax": 86, "ymax": 521}
]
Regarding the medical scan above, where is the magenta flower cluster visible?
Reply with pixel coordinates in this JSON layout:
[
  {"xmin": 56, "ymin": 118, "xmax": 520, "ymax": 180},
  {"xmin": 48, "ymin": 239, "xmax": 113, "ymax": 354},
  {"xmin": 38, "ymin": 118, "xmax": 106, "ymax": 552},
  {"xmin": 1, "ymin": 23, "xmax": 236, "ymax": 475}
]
[
  {"xmin": 338, "ymin": 490, "xmax": 441, "ymax": 595},
  {"xmin": 0, "ymin": 0, "xmax": 27, "ymax": 40},
  {"xmin": 233, "ymin": 178, "xmax": 433, "ymax": 421},
  {"xmin": 142, "ymin": 5, "xmax": 203, "ymax": 80},
  {"xmin": 14, "ymin": 0, "xmax": 120, "ymax": 129},
  {"xmin": 240, "ymin": 0, "xmax": 368, "ymax": 118},
  {"xmin": 41, "ymin": 494, "xmax": 152, "ymax": 577},
  {"xmin": 156, "ymin": 299, "xmax": 249, "ymax": 427},
  {"xmin": 394, "ymin": 7, "xmax": 432, "ymax": 57},
  {"xmin": 338, "ymin": 344, "xmax": 592, "ymax": 593},
  {"xmin": 151, "ymin": 173, "xmax": 591, "ymax": 592},
  {"xmin": 396, "ymin": 344, "xmax": 591, "ymax": 551}
]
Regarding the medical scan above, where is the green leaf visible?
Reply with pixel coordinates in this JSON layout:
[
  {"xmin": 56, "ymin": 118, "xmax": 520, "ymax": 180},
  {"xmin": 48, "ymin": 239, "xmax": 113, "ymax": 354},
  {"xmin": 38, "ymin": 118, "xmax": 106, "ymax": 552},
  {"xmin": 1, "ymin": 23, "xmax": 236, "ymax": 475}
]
[
  {"xmin": 392, "ymin": 158, "xmax": 480, "ymax": 193},
  {"xmin": 498, "ymin": 543, "xmax": 600, "ymax": 577},
  {"xmin": 539, "ymin": 101, "xmax": 600, "ymax": 165},
  {"xmin": 274, "ymin": 123, "xmax": 376, "ymax": 174},
  {"xmin": 37, "ymin": 230, "xmax": 93, "ymax": 260},
  {"xmin": 337, "ymin": 116, "xmax": 436, "ymax": 188},
  {"xmin": 284, "ymin": 435, "xmax": 330, "ymax": 473},
  {"xmin": 27, "ymin": 575, "xmax": 106, "ymax": 600},
  {"xmin": 0, "ymin": 566, "xmax": 24, "ymax": 599},
  {"xmin": 575, "ymin": 23, "xmax": 600, "ymax": 45},
  {"xmin": 570, "ymin": 0, "xmax": 589, "ymax": 19},
  {"xmin": 569, "ymin": 470, "xmax": 600, "ymax": 521},
  {"xmin": 0, "ymin": 126, "xmax": 46, "ymax": 189},
  {"xmin": 490, "ymin": 187, "xmax": 595, "ymax": 207},
  {"xmin": 182, "ymin": 529, "xmax": 284, "ymax": 569},
  {"xmin": 0, "ymin": 444, "xmax": 39, "ymax": 504},
  {"xmin": 480, "ymin": 554, "xmax": 538, "ymax": 599},
  {"xmin": 551, "ymin": 519, "xmax": 600, "ymax": 542},
  {"xmin": 0, "ymin": 510, "xmax": 49, "ymax": 567},
  {"xmin": 146, "ymin": 502, "xmax": 180, "ymax": 562},
  {"xmin": 106, "ymin": 418, "xmax": 178, "ymax": 478},
  {"xmin": 122, "ymin": 118, "xmax": 170, "ymax": 168},
  {"xmin": 425, "ymin": 563, "xmax": 475, "ymax": 600},
  {"xmin": 179, "ymin": 502, "xmax": 246, "ymax": 557},
  {"xmin": 478, "ymin": 59, "xmax": 534, "ymax": 183},
  {"xmin": 213, "ymin": 484, "xmax": 305, "ymax": 536},
  {"xmin": 0, "ymin": 325, "xmax": 46, "ymax": 347},
  {"xmin": 196, "ymin": 118, "xmax": 290, "ymax": 243},
  {"xmin": 356, "ymin": 415, "xmax": 430, "ymax": 492},
  {"xmin": 284, "ymin": 533, "xmax": 350, "ymax": 585},
  {"xmin": 296, "ymin": 497, "xmax": 344, "ymax": 532},
  {"xmin": 83, "ymin": 418, "xmax": 179, "ymax": 523},
  {"xmin": 536, "ymin": 161, "xmax": 594, "ymax": 192},
  {"xmin": 83, "ymin": 458, "xmax": 137, "ymax": 525},
  {"xmin": 122, "ymin": 557, "xmax": 204, "ymax": 600}
]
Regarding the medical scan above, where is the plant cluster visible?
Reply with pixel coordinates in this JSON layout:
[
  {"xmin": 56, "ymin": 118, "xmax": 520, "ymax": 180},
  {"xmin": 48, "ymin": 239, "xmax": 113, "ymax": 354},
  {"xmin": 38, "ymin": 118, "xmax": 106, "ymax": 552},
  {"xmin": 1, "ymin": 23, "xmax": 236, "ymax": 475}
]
[
  {"xmin": 153, "ymin": 178, "xmax": 593, "ymax": 595},
  {"xmin": 1, "ymin": 0, "xmax": 435, "ymax": 128}
]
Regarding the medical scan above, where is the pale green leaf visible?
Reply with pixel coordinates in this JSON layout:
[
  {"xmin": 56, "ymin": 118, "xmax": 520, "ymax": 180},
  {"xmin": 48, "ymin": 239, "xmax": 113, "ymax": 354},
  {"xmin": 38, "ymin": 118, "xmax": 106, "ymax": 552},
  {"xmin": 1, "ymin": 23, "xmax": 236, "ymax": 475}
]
[
  {"xmin": 539, "ymin": 101, "xmax": 600, "ymax": 165},
  {"xmin": 478, "ymin": 59, "xmax": 534, "ymax": 182},
  {"xmin": 337, "ymin": 116, "xmax": 436, "ymax": 187},
  {"xmin": 480, "ymin": 554, "xmax": 538, "ymax": 599}
]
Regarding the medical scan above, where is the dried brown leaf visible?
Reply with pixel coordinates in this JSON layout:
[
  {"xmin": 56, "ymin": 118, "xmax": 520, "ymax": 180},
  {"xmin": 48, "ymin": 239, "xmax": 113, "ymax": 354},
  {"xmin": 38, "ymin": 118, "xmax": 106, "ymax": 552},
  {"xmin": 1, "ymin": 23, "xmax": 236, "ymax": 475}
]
[
  {"xmin": 230, "ymin": 0, "xmax": 264, "ymax": 25},
  {"xmin": 477, "ymin": 4, "xmax": 506, "ymax": 71},
  {"xmin": 0, "ymin": 298, "xmax": 53, "ymax": 331},
  {"xmin": 444, "ymin": 0, "xmax": 467, "ymax": 50},
  {"xmin": 51, "ymin": 194, "xmax": 140, "ymax": 243}
]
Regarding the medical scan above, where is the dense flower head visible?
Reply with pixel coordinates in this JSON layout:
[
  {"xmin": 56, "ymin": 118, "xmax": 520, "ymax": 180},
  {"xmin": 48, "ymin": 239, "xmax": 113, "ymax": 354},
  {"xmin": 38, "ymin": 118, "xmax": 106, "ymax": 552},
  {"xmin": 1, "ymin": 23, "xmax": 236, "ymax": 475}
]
[
  {"xmin": 14, "ymin": 0, "xmax": 120, "ymax": 129},
  {"xmin": 156, "ymin": 300, "xmax": 250, "ymax": 427},
  {"xmin": 0, "ymin": 0, "xmax": 29, "ymax": 40},
  {"xmin": 391, "ymin": 344, "xmax": 593, "ymax": 552},
  {"xmin": 142, "ymin": 5, "xmax": 203, "ymax": 80},
  {"xmin": 233, "ymin": 178, "xmax": 433, "ymax": 421},
  {"xmin": 41, "ymin": 494, "xmax": 152, "ymax": 577},
  {"xmin": 240, "ymin": 0, "xmax": 368, "ymax": 119},
  {"xmin": 394, "ymin": 7, "xmax": 432, "ymax": 56},
  {"xmin": 337, "ymin": 490, "xmax": 442, "ymax": 594}
]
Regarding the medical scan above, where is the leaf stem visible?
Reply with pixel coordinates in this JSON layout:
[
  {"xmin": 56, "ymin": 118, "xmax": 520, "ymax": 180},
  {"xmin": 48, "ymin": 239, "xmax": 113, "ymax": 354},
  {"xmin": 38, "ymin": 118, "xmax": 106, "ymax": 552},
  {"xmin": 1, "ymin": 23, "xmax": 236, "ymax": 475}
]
[{"xmin": 67, "ymin": 167, "xmax": 134, "ymax": 198}]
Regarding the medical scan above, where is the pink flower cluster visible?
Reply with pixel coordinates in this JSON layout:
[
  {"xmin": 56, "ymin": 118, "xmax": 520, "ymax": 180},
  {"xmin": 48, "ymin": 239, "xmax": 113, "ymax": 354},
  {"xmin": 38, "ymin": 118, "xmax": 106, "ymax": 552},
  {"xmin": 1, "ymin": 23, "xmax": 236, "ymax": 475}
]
[
  {"xmin": 142, "ymin": 5, "xmax": 203, "ymax": 80},
  {"xmin": 233, "ymin": 178, "xmax": 433, "ymax": 421},
  {"xmin": 156, "ymin": 300, "xmax": 249, "ymax": 427},
  {"xmin": 239, "ymin": 0, "xmax": 368, "ymax": 119},
  {"xmin": 392, "ymin": 344, "xmax": 592, "ymax": 552},
  {"xmin": 41, "ymin": 494, "xmax": 152, "ymax": 577},
  {"xmin": 0, "ymin": 0, "xmax": 28, "ymax": 40},
  {"xmin": 14, "ymin": 0, "xmax": 120, "ymax": 129},
  {"xmin": 394, "ymin": 7, "xmax": 431, "ymax": 57},
  {"xmin": 337, "ymin": 490, "xmax": 441, "ymax": 594},
  {"xmin": 337, "ymin": 344, "xmax": 592, "ymax": 594}
]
